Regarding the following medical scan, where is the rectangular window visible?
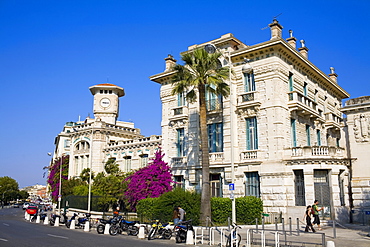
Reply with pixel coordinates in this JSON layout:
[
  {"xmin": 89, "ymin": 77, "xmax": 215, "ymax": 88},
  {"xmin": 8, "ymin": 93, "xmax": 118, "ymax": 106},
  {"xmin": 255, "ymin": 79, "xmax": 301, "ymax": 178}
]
[
  {"xmin": 206, "ymin": 85, "xmax": 222, "ymax": 111},
  {"xmin": 64, "ymin": 139, "xmax": 70, "ymax": 148},
  {"xmin": 306, "ymin": 125, "xmax": 311, "ymax": 146},
  {"xmin": 336, "ymin": 138, "xmax": 340, "ymax": 147},
  {"xmin": 124, "ymin": 156, "xmax": 131, "ymax": 172},
  {"xmin": 303, "ymin": 82, "xmax": 308, "ymax": 96},
  {"xmin": 177, "ymin": 93, "xmax": 186, "ymax": 107},
  {"xmin": 244, "ymin": 73, "xmax": 255, "ymax": 92},
  {"xmin": 140, "ymin": 154, "xmax": 148, "ymax": 168},
  {"xmin": 246, "ymin": 117, "xmax": 258, "ymax": 150},
  {"xmin": 294, "ymin": 170, "xmax": 306, "ymax": 206},
  {"xmin": 317, "ymin": 130, "xmax": 321, "ymax": 146},
  {"xmin": 288, "ymin": 72, "xmax": 294, "ymax": 91},
  {"xmin": 207, "ymin": 123, "xmax": 223, "ymax": 152},
  {"xmin": 210, "ymin": 174, "xmax": 222, "ymax": 197},
  {"xmin": 291, "ymin": 119, "xmax": 297, "ymax": 147},
  {"xmin": 245, "ymin": 172, "xmax": 260, "ymax": 197},
  {"xmin": 176, "ymin": 128, "xmax": 185, "ymax": 157},
  {"xmin": 174, "ymin": 175, "xmax": 185, "ymax": 189}
]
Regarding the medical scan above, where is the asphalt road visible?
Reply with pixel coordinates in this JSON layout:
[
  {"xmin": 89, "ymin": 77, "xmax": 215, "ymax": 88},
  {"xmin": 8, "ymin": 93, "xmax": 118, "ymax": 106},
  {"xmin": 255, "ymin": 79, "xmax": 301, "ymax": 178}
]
[{"xmin": 0, "ymin": 207, "xmax": 181, "ymax": 247}]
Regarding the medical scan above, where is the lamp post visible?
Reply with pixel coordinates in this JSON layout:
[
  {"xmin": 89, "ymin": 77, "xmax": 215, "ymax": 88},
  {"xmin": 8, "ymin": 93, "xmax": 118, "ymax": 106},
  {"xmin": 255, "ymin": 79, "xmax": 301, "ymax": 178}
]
[
  {"xmin": 204, "ymin": 44, "xmax": 236, "ymax": 223},
  {"xmin": 87, "ymin": 128, "xmax": 93, "ymax": 213},
  {"xmin": 48, "ymin": 152, "xmax": 62, "ymax": 215}
]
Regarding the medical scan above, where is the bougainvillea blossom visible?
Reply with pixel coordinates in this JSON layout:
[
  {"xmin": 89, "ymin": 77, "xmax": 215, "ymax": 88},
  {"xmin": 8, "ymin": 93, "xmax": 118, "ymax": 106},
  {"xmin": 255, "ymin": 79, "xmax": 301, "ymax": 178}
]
[{"xmin": 124, "ymin": 147, "xmax": 172, "ymax": 211}]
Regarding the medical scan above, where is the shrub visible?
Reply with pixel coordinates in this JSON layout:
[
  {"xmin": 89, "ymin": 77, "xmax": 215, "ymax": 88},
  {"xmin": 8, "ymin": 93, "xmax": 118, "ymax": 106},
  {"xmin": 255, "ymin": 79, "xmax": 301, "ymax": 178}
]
[
  {"xmin": 236, "ymin": 196, "xmax": 263, "ymax": 224},
  {"xmin": 211, "ymin": 197, "xmax": 231, "ymax": 225},
  {"xmin": 136, "ymin": 187, "xmax": 201, "ymax": 225}
]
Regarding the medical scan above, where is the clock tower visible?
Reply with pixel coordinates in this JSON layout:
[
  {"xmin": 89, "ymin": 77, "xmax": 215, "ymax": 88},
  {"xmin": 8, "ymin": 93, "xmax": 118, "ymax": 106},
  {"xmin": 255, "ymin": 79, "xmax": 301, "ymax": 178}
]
[{"xmin": 89, "ymin": 83, "xmax": 125, "ymax": 124}]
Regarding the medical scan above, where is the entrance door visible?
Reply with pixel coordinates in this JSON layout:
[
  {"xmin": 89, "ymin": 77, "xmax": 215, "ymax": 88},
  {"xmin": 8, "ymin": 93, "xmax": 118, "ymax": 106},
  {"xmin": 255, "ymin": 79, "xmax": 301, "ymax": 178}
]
[{"xmin": 314, "ymin": 170, "xmax": 331, "ymax": 219}]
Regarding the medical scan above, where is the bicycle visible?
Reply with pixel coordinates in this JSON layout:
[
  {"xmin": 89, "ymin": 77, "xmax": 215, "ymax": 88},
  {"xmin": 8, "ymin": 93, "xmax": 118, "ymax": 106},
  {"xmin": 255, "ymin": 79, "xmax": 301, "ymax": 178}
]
[{"xmin": 226, "ymin": 223, "xmax": 241, "ymax": 247}]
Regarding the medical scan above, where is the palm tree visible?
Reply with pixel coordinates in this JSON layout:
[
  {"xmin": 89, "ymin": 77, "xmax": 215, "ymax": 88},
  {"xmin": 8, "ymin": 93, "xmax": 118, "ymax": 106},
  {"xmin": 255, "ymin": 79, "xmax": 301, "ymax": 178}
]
[{"xmin": 171, "ymin": 48, "xmax": 230, "ymax": 225}]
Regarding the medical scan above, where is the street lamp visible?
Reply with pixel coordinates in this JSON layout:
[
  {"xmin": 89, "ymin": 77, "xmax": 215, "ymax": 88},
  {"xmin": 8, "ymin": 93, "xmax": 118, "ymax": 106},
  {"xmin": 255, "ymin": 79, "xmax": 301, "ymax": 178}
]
[
  {"xmin": 204, "ymin": 44, "xmax": 236, "ymax": 223},
  {"xmin": 87, "ymin": 128, "xmax": 93, "ymax": 213}
]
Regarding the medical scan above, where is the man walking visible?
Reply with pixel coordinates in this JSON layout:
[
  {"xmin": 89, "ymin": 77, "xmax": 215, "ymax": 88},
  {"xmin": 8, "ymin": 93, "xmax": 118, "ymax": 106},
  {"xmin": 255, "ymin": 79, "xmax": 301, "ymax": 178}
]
[
  {"xmin": 312, "ymin": 200, "xmax": 324, "ymax": 230},
  {"xmin": 178, "ymin": 206, "xmax": 186, "ymax": 223}
]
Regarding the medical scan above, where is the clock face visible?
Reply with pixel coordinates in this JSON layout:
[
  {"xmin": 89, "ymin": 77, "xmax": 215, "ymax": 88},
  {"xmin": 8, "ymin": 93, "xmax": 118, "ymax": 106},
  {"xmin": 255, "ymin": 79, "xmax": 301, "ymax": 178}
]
[{"xmin": 100, "ymin": 98, "xmax": 111, "ymax": 108}]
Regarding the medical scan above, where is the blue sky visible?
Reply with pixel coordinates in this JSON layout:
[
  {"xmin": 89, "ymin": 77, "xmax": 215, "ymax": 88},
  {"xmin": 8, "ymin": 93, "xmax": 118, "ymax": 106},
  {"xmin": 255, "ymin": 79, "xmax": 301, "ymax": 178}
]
[{"xmin": 1, "ymin": 0, "xmax": 369, "ymax": 188}]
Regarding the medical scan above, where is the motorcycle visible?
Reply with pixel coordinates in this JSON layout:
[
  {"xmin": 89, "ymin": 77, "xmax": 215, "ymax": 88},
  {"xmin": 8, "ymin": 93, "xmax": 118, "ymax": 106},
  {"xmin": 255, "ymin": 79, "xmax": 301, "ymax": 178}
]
[
  {"xmin": 109, "ymin": 217, "xmax": 139, "ymax": 236},
  {"xmin": 30, "ymin": 211, "xmax": 47, "ymax": 223},
  {"xmin": 66, "ymin": 213, "xmax": 91, "ymax": 229},
  {"xmin": 147, "ymin": 220, "xmax": 173, "ymax": 240},
  {"xmin": 96, "ymin": 215, "xmax": 122, "ymax": 234},
  {"xmin": 49, "ymin": 212, "xmax": 68, "ymax": 226},
  {"xmin": 175, "ymin": 220, "xmax": 194, "ymax": 243}
]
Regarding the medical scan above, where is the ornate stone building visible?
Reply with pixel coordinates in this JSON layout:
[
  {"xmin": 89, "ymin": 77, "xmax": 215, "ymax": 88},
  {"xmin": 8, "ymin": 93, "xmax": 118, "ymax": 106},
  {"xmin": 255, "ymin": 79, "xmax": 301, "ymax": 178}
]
[
  {"xmin": 342, "ymin": 96, "xmax": 370, "ymax": 223},
  {"xmin": 150, "ymin": 20, "xmax": 351, "ymax": 220},
  {"xmin": 52, "ymin": 83, "xmax": 161, "ymax": 179}
]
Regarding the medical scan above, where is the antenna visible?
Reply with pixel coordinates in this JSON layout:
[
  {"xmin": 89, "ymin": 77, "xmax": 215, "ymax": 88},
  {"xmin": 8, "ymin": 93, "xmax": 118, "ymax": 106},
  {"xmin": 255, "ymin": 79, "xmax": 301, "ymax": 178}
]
[
  {"xmin": 261, "ymin": 13, "xmax": 283, "ymax": 30},
  {"xmin": 107, "ymin": 76, "xmax": 109, "ymax": 82}
]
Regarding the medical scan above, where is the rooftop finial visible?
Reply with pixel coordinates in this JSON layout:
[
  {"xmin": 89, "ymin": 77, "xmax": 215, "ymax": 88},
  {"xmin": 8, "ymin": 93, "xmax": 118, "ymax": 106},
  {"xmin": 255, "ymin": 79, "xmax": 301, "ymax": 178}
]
[
  {"xmin": 330, "ymin": 67, "xmax": 335, "ymax": 74},
  {"xmin": 289, "ymin": 29, "xmax": 293, "ymax": 38},
  {"xmin": 300, "ymin": 40, "xmax": 305, "ymax": 48}
]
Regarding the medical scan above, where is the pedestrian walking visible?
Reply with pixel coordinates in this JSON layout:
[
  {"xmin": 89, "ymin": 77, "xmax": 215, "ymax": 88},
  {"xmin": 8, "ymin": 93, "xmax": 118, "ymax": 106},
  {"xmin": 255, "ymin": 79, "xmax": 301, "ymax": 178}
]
[
  {"xmin": 172, "ymin": 206, "xmax": 180, "ymax": 225},
  {"xmin": 303, "ymin": 205, "xmax": 315, "ymax": 232},
  {"xmin": 312, "ymin": 200, "xmax": 324, "ymax": 230}
]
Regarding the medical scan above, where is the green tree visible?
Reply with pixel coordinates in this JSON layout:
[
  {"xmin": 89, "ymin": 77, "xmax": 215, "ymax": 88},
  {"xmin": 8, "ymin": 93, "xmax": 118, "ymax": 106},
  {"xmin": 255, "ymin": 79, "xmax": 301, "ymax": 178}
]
[
  {"xmin": 0, "ymin": 176, "xmax": 19, "ymax": 204},
  {"xmin": 171, "ymin": 48, "xmax": 230, "ymax": 224}
]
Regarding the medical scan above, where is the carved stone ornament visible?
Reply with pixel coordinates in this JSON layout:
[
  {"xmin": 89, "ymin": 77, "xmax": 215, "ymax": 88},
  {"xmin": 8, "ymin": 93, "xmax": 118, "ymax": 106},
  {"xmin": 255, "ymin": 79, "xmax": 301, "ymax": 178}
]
[
  {"xmin": 169, "ymin": 119, "xmax": 187, "ymax": 128},
  {"xmin": 236, "ymin": 107, "xmax": 258, "ymax": 117},
  {"xmin": 353, "ymin": 113, "xmax": 370, "ymax": 142}
]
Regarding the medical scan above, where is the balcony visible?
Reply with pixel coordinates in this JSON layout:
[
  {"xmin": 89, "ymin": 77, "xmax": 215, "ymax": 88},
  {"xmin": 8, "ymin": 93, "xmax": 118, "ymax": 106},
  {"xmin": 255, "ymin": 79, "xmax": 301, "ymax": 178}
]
[
  {"xmin": 237, "ymin": 91, "xmax": 261, "ymax": 110},
  {"xmin": 169, "ymin": 106, "xmax": 188, "ymax": 121},
  {"xmin": 288, "ymin": 91, "xmax": 321, "ymax": 119},
  {"xmin": 324, "ymin": 112, "xmax": 342, "ymax": 130},
  {"xmin": 240, "ymin": 150, "xmax": 258, "ymax": 160},
  {"xmin": 289, "ymin": 146, "xmax": 345, "ymax": 159},
  {"xmin": 171, "ymin": 157, "xmax": 187, "ymax": 166},
  {"xmin": 209, "ymin": 152, "xmax": 223, "ymax": 163}
]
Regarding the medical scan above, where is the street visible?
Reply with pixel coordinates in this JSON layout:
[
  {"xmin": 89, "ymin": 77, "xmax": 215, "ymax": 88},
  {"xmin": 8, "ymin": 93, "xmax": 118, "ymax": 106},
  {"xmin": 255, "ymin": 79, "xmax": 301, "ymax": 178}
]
[{"xmin": 0, "ymin": 207, "xmax": 181, "ymax": 247}]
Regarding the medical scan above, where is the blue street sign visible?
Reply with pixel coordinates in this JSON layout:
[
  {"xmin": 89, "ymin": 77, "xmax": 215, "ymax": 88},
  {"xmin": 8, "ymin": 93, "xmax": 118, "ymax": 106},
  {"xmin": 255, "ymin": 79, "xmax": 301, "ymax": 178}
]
[
  {"xmin": 229, "ymin": 183, "xmax": 235, "ymax": 191},
  {"xmin": 365, "ymin": 211, "xmax": 370, "ymax": 215}
]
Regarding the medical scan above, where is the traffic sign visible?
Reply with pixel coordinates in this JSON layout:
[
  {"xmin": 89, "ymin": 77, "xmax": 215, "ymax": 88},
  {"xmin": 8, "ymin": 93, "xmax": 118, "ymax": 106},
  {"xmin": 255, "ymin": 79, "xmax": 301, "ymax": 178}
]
[
  {"xmin": 365, "ymin": 211, "xmax": 370, "ymax": 215},
  {"xmin": 229, "ymin": 183, "xmax": 235, "ymax": 191}
]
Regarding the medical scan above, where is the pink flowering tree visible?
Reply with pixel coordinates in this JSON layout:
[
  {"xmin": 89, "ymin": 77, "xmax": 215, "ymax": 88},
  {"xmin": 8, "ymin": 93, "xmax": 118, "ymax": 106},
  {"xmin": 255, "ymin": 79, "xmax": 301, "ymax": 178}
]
[
  {"xmin": 46, "ymin": 155, "xmax": 69, "ymax": 202},
  {"xmin": 124, "ymin": 147, "xmax": 173, "ymax": 211}
]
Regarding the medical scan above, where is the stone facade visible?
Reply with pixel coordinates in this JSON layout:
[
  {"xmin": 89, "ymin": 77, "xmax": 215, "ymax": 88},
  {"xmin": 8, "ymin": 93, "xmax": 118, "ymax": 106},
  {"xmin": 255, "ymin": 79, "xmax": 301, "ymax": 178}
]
[
  {"xmin": 150, "ymin": 20, "xmax": 351, "ymax": 221},
  {"xmin": 342, "ymin": 96, "xmax": 370, "ymax": 223}
]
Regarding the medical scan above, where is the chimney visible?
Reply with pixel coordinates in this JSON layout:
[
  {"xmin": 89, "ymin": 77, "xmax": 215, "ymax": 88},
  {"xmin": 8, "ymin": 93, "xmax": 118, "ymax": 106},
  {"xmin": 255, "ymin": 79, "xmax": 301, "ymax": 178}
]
[
  {"xmin": 286, "ymin": 30, "xmax": 297, "ymax": 49},
  {"xmin": 329, "ymin": 67, "xmax": 338, "ymax": 83},
  {"xmin": 298, "ymin": 40, "xmax": 309, "ymax": 59},
  {"xmin": 164, "ymin": 54, "xmax": 177, "ymax": 71},
  {"xmin": 269, "ymin": 18, "xmax": 283, "ymax": 40}
]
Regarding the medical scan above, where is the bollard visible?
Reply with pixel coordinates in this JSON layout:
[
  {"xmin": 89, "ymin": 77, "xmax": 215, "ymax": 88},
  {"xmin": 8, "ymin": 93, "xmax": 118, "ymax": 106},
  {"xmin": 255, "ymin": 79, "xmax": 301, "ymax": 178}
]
[
  {"xmin": 289, "ymin": 217, "xmax": 292, "ymax": 235},
  {"xmin": 36, "ymin": 215, "xmax": 40, "ymax": 224},
  {"xmin": 84, "ymin": 221, "xmax": 90, "ymax": 232},
  {"xmin": 275, "ymin": 217, "xmax": 278, "ymax": 231},
  {"xmin": 44, "ymin": 216, "xmax": 49, "ymax": 225},
  {"xmin": 255, "ymin": 218, "xmax": 259, "ymax": 232},
  {"xmin": 296, "ymin": 218, "xmax": 300, "ymax": 236},
  {"xmin": 26, "ymin": 213, "xmax": 30, "ymax": 221},
  {"xmin": 327, "ymin": 240, "xmax": 335, "ymax": 247},
  {"xmin": 137, "ymin": 225, "xmax": 145, "ymax": 239},
  {"xmin": 186, "ymin": 230, "xmax": 194, "ymax": 245},
  {"xmin": 333, "ymin": 220, "xmax": 336, "ymax": 239},
  {"xmin": 104, "ymin": 224, "xmax": 110, "ymax": 235},
  {"xmin": 24, "ymin": 211, "xmax": 27, "ymax": 220},
  {"xmin": 262, "ymin": 216, "xmax": 265, "ymax": 231},
  {"xmin": 55, "ymin": 217, "xmax": 60, "ymax": 227},
  {"xmin": 70, "ymin": 219, "xmax": 76, "ymax": 229}
]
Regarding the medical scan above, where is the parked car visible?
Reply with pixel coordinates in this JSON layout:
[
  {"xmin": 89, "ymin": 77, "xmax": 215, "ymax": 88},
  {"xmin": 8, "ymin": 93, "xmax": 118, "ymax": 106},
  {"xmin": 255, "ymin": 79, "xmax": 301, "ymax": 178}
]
[
  {"xmin": 13, "ymin": 203, "xmax": 20, "ymax": 208},
  {"xmin": 26, "ymin": 205, "xmax": 38, "ymax": 215}
]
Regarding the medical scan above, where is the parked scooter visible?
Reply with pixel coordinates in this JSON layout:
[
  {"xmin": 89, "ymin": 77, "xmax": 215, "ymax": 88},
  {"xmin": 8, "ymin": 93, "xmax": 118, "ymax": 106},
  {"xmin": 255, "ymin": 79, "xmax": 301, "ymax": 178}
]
[
  {"xmin": 109, "ymin": 217, "xmax": 139, "ymax": 236},
  {"xmin": 49, "ymin": 212, "xmax": 68, "ymax": 226},
  {"xmin": 66, "ymin": 213, "xmax": 91, "ymax": 229},
  {"xmin": 175, "ymin": 220, "xmax": 194, "ymax": 243},
  {"xmin": 30, "ymin": 211, "xmax": 48, "ymax": 222},
  {"xmin": 96, "ymin": 215, "xmax": 122, "ymax": 234}
]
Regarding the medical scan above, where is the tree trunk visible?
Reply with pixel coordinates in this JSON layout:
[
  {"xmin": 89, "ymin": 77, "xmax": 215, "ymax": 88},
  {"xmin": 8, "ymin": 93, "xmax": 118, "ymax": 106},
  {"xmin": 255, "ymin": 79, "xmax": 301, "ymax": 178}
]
[{"xmin": 198, "ymin": 84, "xmax": 211, "ymax": 225}]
